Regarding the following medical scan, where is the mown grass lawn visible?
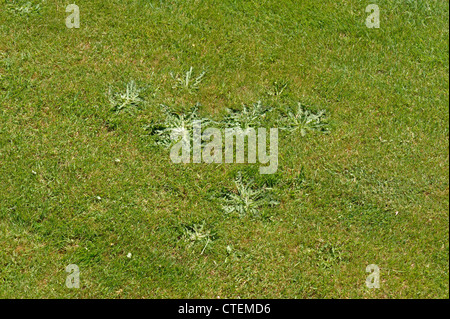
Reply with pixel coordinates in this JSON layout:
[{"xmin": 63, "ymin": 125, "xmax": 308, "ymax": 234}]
[{"xmin": 0, "ymin": 0, "xmax": 448, "ymax": 298}]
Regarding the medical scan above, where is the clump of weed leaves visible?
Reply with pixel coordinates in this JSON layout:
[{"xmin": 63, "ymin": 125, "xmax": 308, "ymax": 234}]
[
  {"xmin": 181, "ymin": 221, "xmax": 216, "ymax": 255},
  {"xmin": 144, "ymin": 104, "xmax": 211, "ymax": 147},
  {"xmin": 170, "ymin": 66, "xmax": 206, "ymax": 93},
  {"xmin": 108, "ymin": 80, "xmax": 144, "ymax": 114},
  {"xmin": 221, "ymin": 101, "xmax": 271, "ymax": 129},
  {"xmin": 279, "ymin": 103, "xmax": 329, "ymax": 136},
  {"xmin": 7, "ymin": 1, "xmax": 41, "ymax": 15},
  {"xmin": 219, "ymin": 172, "xmax": 279, "ymax": 218}
]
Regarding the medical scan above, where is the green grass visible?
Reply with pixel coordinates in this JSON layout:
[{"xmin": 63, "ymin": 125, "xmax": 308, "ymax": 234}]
[{"xmin": 0, "ymin": 0, "xmax": 448, "ymax": 298}]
